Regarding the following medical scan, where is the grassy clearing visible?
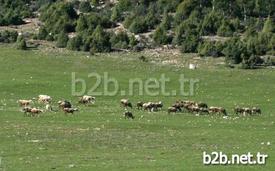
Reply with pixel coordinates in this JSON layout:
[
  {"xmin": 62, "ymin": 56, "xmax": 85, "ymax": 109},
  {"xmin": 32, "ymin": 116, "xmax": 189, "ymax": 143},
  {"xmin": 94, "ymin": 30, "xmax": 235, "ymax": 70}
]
[{"xmin": 0, "ymin": 45, "xmax": 274, "ymax": 171}]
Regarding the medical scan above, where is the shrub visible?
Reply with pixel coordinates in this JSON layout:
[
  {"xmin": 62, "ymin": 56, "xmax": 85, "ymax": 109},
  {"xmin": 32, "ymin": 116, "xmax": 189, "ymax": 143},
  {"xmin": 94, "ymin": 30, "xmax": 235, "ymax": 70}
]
[
  {"xmin": 110, "ymin": 31, "xmax": 130, "ymax": 49},
  {"xmin": 180, "ymin": 35, "xmax": 199, "ymax": 53},
  {"xmin": 129, "ymin": 18, "xmax": 148, "ymax": 34},
  {"xmin": 153, "ymin": 26, "xmax": 169, "ymax": 45},
  {"xmin": 16, "ymin": 36, "xmax": 27, "ymax": 50},
  {"xmin": 76, "ymin": 15, "xmax": 88, "ymax": 33},
  {"xmin": 262, "ymin": 16, "xmax": 274, "ymax": 33},
  {"xmin": 37, "ymin": 27, "xmax": 48, "ymax": 40},
  {"xmin": 217, "ymin": 20, "xmax": 234, "ymax": 37},
  {"xmin": 200, "ymin": 11, "xmax": 223, "ymax": 35},
  {"xmin": 129, "ymin": 35, "xmax": 138, "ymax": 48},
  {"xmin": 79, "ymin": 1, "xmax": 91, "ymax": 13},
  {"xmin": 223, "ymin": 37, "xmax": 245, "ymax": 64},
  {"xmin": 67, "ymin": 36, "xmax": 82, "ymax": 51},
  {"xmin": 198, "ymin": 41, "xmax": 222, "ymax": 57},
  {"xmin": 89, "ymin": 25, "xmax": 111, "ymax": 52},
  {"xmin": 56, "ymin": 32, "xmax": 69, "ymax": 48}
]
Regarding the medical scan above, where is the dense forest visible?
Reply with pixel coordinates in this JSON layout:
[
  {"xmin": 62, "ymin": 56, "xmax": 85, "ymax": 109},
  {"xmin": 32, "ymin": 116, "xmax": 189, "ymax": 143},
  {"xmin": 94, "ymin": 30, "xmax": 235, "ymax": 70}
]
[{"xmin": 0, "ymin": 0, "xmax": 275, "ymax": 68}]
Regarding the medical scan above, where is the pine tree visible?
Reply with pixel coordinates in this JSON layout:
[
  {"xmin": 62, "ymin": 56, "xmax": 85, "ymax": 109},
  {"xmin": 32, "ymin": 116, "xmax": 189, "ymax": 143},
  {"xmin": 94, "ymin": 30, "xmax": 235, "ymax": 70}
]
[
  {"xmin": 90, "ymin": 25, "xmax": 111, "ymax": 52},
  {"xmin": 56, "ymin": 32, "xmax": 69, "ymax": 48}
]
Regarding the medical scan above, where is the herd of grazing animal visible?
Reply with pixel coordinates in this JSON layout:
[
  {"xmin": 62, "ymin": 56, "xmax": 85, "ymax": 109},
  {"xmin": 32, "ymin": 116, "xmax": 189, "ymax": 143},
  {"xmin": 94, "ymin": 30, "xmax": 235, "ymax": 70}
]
[
  {"xmin": 120, "ymin": 99, "xmax": 262, "ymax": 119},
  {"xmin": 19, "ymin": 95, "xmax": 95, "ymax": 117},
  {"xmin": 18, "ymin": 95, "xmax": 262, "ymax": 118}
]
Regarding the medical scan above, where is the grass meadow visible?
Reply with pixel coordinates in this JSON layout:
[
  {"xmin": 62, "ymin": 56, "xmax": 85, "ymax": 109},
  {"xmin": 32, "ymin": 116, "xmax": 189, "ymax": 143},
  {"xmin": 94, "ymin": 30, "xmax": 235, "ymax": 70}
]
[{"xmin": 0, "ymin": 45, "xmax": 274, "ymax": 171}]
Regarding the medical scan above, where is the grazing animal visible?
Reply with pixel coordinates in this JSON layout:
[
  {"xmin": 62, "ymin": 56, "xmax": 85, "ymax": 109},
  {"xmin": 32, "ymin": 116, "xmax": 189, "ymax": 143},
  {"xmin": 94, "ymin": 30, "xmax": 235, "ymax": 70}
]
[
  {"xmin": 252, "ymin": 107, "xmax": 261, "ymax": 115},
  {"xmin": 142, "ymin": 102, "xmax": 154, "ymax": 111},
  {"xmin": 22, "ymin": 107, "xmax": 43, "ymax": 116},
  {"xmin": 79, "ymin": 95, "xmax": 95, "ymax": 104},
  {"xmin": 234, "ymin": 107, "xmax": 245, "ymax": 115},
  {"xmin": 168, "ymin": 107, "xmax": 177, "ymax": 114},
  {"xmin": 182, "ymin": 101, "xmax": 196, "ymax": 106},
  {"xmin": 209, "ymin": 107, "xmax": 227, "ymax": 115},
  {"xmin": 124, "ymin": 111, "xmax": 134, "ymax": 119},
  {"xmin": 63, "ymin": 108, "xmax": 78, "ymax": 114},
  {"xmin": 38, "ymin": 95, "xmax": 52, "ymax": 104},
  {"xmin": 18, "ymin": 100, "xmax": 32, "ymax": 106},
  {"xmin": 199, "ymin": 107, "xmax": 209, "ymax": 114},
  {"xmin": 172, "ymin": 103, "xmax": 183, "ymax": 112},
  {"xmin": 196, "ymin": 102, "xmax": 208, "ymax": 108},
  {"xmin": 22, "ymin": 107, "xmax": 32, "ymax": 116},
  {"xmin": 136, "ymin": 101, "xmax": 144, "ymax": 110},
  {"xmin": 154, "ymin": 101, "xmax": 163, "ymax": 110},
  {"xmin": 243, "ymin": 108, "xmax": 252, "ymax": 115},
  {"xmin": 120, "ymin": 99, "xmax": 133, "ymax": 108},
  {"xmin": 58, "ymin": 100, "xmax": 72, "ymax": 109}
]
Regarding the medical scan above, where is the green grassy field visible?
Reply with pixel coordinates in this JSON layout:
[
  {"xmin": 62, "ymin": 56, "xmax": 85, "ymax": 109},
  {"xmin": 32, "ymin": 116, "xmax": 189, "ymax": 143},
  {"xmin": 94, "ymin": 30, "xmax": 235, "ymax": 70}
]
[{"xmin": 0, "ymin": 45, "xmax": 274, "ymax": 171}]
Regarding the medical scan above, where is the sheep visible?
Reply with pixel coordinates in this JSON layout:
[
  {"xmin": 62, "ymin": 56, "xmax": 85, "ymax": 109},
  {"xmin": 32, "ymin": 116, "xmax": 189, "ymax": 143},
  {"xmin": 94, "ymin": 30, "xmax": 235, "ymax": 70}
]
[
  {"xmin": 22, "ymin": 107, "xmax": 43, "ymax": 117},
  {"xmin": 172, "ymin": 103, "xmax": 183, "ymax": 112},
  {"xmin": 209, "ymin": 107, "xmax": 227, "ymax": 116},
  {"xmin": 168, "ymin": 107, "xmax": 177, "ymax": 114},
  {"xmin": 136, "ymin": 101, "xmax": 144, "ymax": 110},
  {"xmin": 38, "ymin": 95, "xmax": 52, "ymax": 104},
  {"xmin": 79, "ymin": 95, "xmax": 95, "ymax": 104},
  {"xmin": 22, "ymin": 107, "xmax": 32, "ymax": 116},
  {"xmin": 120, "ymin": 99, "xmax": 133, "ymax": 108},
  {"xmin": 234, "ymin": 107, "xmax": 245, "ymax": 115},
  {"xmin": 58, "ymin": 100, "xmax": 72, "ymax": 109},
  {"xmin": 243, "ymin": 108, "xmax": 252, "ymax": 116},
  {"xmin": 142, "ymin": 102, "xmax": 154, "ymax": 111},
  {"xmin": 252, "ymin": 107, "xmax": 261, "ymax": 115},
  {"xmin": 196, "ymin": 102, "xmax": 208, "ymax": 108},
  {"xmin": 18, "ymin": 100, "xmax": 32, "ymax": 106},
  {"xmin": 124, "ymin": 111, "xmax": 134, "ymax": 119},
  {"xmin": 63, "ymin": 108, "xmax": 78, "ymax": 114},
  {"xmin": 153, "ymin": 101, "xmax": 163, "ymax": 110}
]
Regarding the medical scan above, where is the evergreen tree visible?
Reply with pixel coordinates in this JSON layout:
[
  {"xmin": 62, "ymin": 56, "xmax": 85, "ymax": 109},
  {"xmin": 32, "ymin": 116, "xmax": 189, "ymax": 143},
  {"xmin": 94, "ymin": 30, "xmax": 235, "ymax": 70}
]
[
  {"xmin": 56, "ymin": 32, "xmax": 69, "ymax": 48},
  {"xmin": 153, "ymin": 25, "xmax": 169, "ymax": 45},
  {"xmin": 79, "ymin": 1, "xmax": 91, "ymax": 13},
  {"xmin": 90, "ymin": 25, "xmax": 111, "ymax": 52}
]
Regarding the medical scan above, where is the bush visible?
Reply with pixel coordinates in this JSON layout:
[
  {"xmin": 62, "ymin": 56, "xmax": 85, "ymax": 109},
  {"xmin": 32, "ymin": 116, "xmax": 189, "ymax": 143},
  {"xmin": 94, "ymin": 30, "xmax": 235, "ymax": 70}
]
[
  {"xmin": 79, "ymin": 1, "xmax": 91, "ymax": 13},
  {"xmin": 153, "ymin": 26, "xmax": 170, "ymax": 45},
  {"xmin": 262, "ymin": 17, "xmax": 274, "ymax": 33},
  {"xmin": 67, "ymin": 36, "xmax": 82, "ymax": 51},
  {"xmin": 76, "ymin": 15, "xmax": 88, "ymax": 33},
  {"xmin": 111, "ymin": 6, "xmax": 122, "ymax": 22},
  {"xmin": 241, "ymin": 54, "xmax": 263, "ymax": 69},
  {"xmin": 198, "ymin": 41, "xmax": 222, "ymax": 57},
  {"xmin": 0, "ymin": 30, "xmax": 18, "ymax": 43},
  {"xmin": 56, "ymin": 32, "xmax": 69, "ymax": 48},
  {"xmin": 129, "ymin": 35, "xmax": 138, "ymax": 48},
  {"xmin": 37, "ymin": 27, "xmax": 48, "ymax": 40},
  {"xmin": 16, "ymin": 36, "xmax": 27, "ymax": 50},
  {"xmin": 173, "ymin": 18, "xmax": 199, "ymax": 47},
  {"xmin": 180, "ymin": 35, "xmax": 199, "ymax": 53},
  {"xmin": 110, "ymin": 31, "xmax": 130, "ymax": 49},
  {"xmin": 89, "ymin": 25, "xmax": 111, "ymax": 52},
  {"xmin": 217, "ymin": 20, "xmax": 234, "ymax": 37},
  {"xmin": 223, "ymin": 37, "xmax": 245, "ymax": 64},
  {"xmin": 200, "ymin": 11, "xmax": 223, "ymax": 36},
  {"xmin": 129, "ymin": 18, "xmax": 148, "ymax": 34}
]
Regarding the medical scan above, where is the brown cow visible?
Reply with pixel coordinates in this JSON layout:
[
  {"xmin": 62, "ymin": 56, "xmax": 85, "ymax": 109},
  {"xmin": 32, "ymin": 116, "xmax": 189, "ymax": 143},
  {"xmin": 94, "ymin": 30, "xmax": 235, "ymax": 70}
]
[{"xmin": 209, "ymin": 107, "xmax": 227, "ymax": 115}]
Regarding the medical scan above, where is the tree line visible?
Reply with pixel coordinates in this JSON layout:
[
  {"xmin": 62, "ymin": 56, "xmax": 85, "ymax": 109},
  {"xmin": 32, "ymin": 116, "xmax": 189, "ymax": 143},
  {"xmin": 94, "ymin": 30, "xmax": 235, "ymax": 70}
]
[{"xmin": 1, "ymin": 0, "xmax": 274, "ymax": 68}]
